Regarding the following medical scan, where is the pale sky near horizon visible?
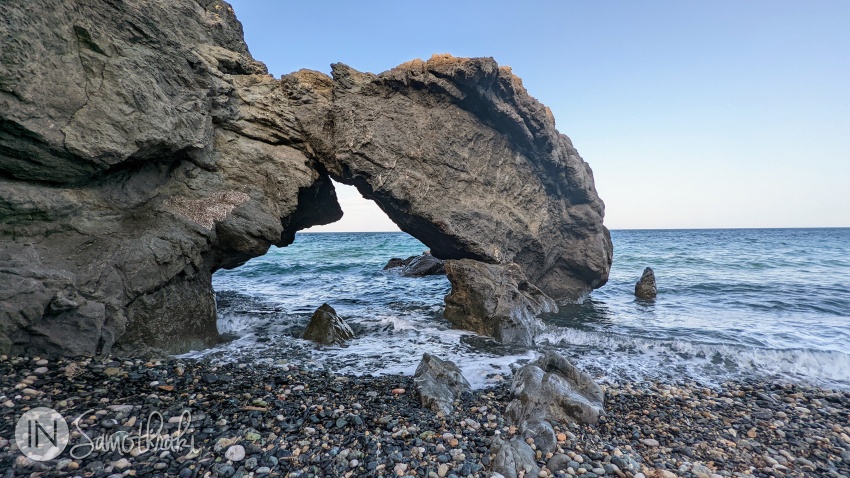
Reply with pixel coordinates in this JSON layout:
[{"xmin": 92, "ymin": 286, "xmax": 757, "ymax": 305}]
[{"xmin": 229, "ymin": 0, "xmax": 850, "ymax": 231}]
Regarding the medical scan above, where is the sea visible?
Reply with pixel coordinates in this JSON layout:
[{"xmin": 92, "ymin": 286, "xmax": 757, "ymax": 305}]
[{"xmin": 183, "ymin": 228, "xmax": 850, "ymax": 390}]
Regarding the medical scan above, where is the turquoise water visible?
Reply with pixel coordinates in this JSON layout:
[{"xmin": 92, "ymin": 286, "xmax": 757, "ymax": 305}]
[{"xmin": 187, "ymin": 229, "xmax": 850, "ymax": 389}]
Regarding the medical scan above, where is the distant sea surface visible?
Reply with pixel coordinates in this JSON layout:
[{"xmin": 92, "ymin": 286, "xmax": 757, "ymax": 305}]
[{"xmin": 184, "ymin": 228, "xmax": 850, "ymax": 390}]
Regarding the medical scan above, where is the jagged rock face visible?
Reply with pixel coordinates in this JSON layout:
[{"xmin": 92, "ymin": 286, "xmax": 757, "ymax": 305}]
[
  {"xmin": 635, "ymin": 266, "xmax": 657, "ymax": 299},
  {"xmin": 443, "ymin": 259, "xmax": 558, "ymax": 345},
  {"xmin": 413, "ymin": 353, "xmax": 471, "ymax": 415},
  {"xmin": 0, "ymin": 0, "xmax": 341, "ymax": 356},
  {"xmin": 506, "ymin": 351, "xmax": 605, "ymax": 425},
  {"xmin": 284, "ymin": 55, "xmax": 613, "ymax": 302}
]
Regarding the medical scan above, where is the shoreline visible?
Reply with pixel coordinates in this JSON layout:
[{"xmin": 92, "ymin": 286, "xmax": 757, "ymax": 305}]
[{"xmin": 1, "ymin": 356, "xmax": 849, "ymax": 478}]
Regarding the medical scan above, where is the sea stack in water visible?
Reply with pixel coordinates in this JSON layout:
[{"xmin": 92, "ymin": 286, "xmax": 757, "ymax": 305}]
[
  {"xmin": 302, "ymin": 304, "xmax": 354, "ymax": 346},
  {"xmin": 443, "ymin": 260, "xmax": 557, "ymax": 345},
  {"xmin": 413, "ymin": 353, "xmax": 471, "ymax": 415},
  {"xmin": 635, "ymin": 267, "xmax": 657, "ymax": 299}
]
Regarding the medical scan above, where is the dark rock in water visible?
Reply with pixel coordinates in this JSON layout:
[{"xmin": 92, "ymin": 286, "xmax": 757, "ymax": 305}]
[
  {"xmin": 443, "ymin": 260, "xmax": 557, "ymax": 345},
  {"xmin": 384, "ymin": 253, "xmax": 445, "ymax": 276},
  {"xmin": 285, "ymin": 54, "xmax": 612, "ymax": 302},
  {"xmin": 519, "ymin": 417, "xmax": 557, "ymax": 454},
  {"xmin": 413, "ymin": 353, "xmax": 471, "ymax": 415},
  {"xmin": 302, "ymin": 304, "xmax": 354, "ymax": 346},
  {"xmin": 383, "ymin": 257, "xmax": 413, "ymax": 270},
  {"xmin": 506, "ymin": 351, "xmax": 605, "ymax": 425},
  {"xmin": 401, "ymin": 254, "xmax": 445, "ymax": 276},
  {"xmin": 635, "ymin": 267, "xmax": 657, "ymax": 299},
  {"xmin": 489, "ymin": 436, "xmax": 541, "ymax": 478}
]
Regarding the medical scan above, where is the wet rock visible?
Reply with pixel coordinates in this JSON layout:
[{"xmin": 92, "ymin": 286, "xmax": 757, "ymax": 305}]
[
  {"xmin": 384, "ymin": 257, "xmax": 413, "ymax": 270},
  {"xmin": 506, "ymin": 351, "xmax": 604, "ymax": 425},
  {"xmin": 635, "ymin": 267, "xmax": 657, "ymax": 299},
  {"xmin": 384, "ymin": 253, "xmax": 446, "ymax": 276},
  {"xmin": 490, "ymin": 436, "xmax": 541, "ymax": 478},
  {"xmin": 302, "ymin": 304, "xmax": 354, "ymax": 346},
  {"xmin": 413, "ymin": 353, "xmax": 471, "ymax": 414},
  {"xmin": 444, "ymin": 260, "xmax": 557, "ymax": 345},
  {"xmin": 401, "ymin": 253, "xmax": 445, "ymax": 276}
]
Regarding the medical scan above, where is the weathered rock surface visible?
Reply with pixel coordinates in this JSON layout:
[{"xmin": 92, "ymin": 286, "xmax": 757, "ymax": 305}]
[
  {"xmin": 506, "ymin": 351, "xmax": 605, "ymax": 425},
  {"xmin": 0, "ymin": 3, "xmax": 611, "ymax": 356},
  {"xmin": 413, "ymin": 353, "xmax": 471, "ymax": 415},
  {"xmin": 443, "ymin": 259, "xmax": 557, "ymax": 345},
  {"xmin": 489, "ymin": 436, "xmax": 541, "ymax": 478},
  {"xmin": 0, "ymin": 0, "xmax": 341, "ymax": 356},
  {"xmin": 285, "ymin": 54, "xmax": 613, "ymax": 302},
  {"xmin": 635, "ymin": 266, "xmax": 657, "ymax": 299},
  {"xmin": 519, "ymin": 417, "xmax": 557, "ymax": 454},
  {"xmin": 302, "ymin": 304, "xmax": 354, "ymax": 346}
]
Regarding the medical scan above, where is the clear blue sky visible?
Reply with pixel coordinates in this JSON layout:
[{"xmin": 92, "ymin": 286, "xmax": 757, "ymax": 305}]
[{"xmin": 229, "ymin": 0, "xmax": 850, "ymax": 230}]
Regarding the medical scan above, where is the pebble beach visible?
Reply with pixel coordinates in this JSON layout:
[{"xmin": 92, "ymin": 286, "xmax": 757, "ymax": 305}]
[{"xmin": 2, "ymin": 355, "xmax": 848, "ymax": 478}]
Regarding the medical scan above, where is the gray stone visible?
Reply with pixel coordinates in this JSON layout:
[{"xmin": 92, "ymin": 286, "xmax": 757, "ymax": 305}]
[
  {"xmin": 635, "ymin": 267, "xmax": 657, "ymax": 299},
  {"xmin": 302, "ymin": 304, "xmax": 354, "ymax": 346},
  {"xmin": 443, "ymin": 260, "xmax": 557, "ymax": 345},
  {"xmin": 413, "ymin": 353, "xmax": 471, "ymax": 414},
  {"xmin": 546, "ymin": 454, "xmax": 571, "ymax": 472},
  {"xmin": 489, "ymin": 436, "xmax": 541, "ymax": 478},
  {"xmin": 506, "ymin": 351, "xmax": 605, "ymax": 425},
  {"xmin": 519, "ymin": 418, "xmax": 557, "ymax": 454}
]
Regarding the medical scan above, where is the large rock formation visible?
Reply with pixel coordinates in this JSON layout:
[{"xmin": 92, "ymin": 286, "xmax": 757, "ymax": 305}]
[
  {"xmin": 0, "ymin": 1, "xmax": 612, "ymax": 356},
  {"xmin": 0, "ymin": 0, "xmax": 341, "ymax": 356},
  {"xmin": 284, "ymin": 55, "xmax": 613, "ymax": 302}
]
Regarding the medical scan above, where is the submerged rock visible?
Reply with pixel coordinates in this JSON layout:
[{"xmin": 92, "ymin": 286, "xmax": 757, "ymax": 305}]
[
  {"xmin": 302, "ymin": 304, "xmax": 354, "ymax": 346},
  {"xmin": 635, "ymin": 267, "xmax": 657, "ymax": 299},
  {"xmin": 383, "ymin": 257, "xmax": 412, "ymax": 270},
  {"xmin": 384, "ymin": 253, "xmax": 445, "ymax": 276},
  {"xmin": 443, "ymin": 260, "xmax": 557, "ymax": 345},
  {"xmin": 506, "ymin": 351, "xmax": 605, "ymax": 425},
  {"xmin": 413, "ymin": 353, "xmax": 471, "ymax": 415}
]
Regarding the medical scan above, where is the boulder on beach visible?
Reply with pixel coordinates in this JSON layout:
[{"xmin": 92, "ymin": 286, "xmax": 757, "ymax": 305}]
[
  {"xmin": 302, "ymin": 304, "xmax": 354, "ymax": 346},
  {"xmin": 506, "ymin": 351, "xmax": 605, "ymax": 425},
  {"xmin": 413, "ymin": 353, "xmax": 471, "ymax": 415},
  {"xmin": 443, "ymin": 259, "xmax": 558, "ymax": 345},
  {"xmin": 383, "ymin": 253, "xmax": 446, "ymax": 276},
  {"xmin": 489, "ymin": 436, "xmax": 541, "ymax": 478},
  {"xmin": 635, "ymin": 267, "xmax": 657, "ymax": 299}
]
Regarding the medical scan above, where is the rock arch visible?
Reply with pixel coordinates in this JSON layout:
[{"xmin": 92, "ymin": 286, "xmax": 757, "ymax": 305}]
[{"xmin": 0, "ymin": 0, "xmax": 611, "ymax": 357}]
